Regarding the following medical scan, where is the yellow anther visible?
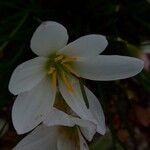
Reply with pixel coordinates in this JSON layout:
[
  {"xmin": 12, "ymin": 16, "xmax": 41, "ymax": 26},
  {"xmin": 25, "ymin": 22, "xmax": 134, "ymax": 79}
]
[
  {"xmin": 51, "ymin": 70, "xmax": 57, "ymax": 89},
  {"xmin": 48, "ymin": 67, "xmax": 55, "ymax": 74},
  {"xmin": 61, "ymin": 57, "xmax": 77, "ymax": 64},
  {"xmin": 54, "ymin": 55, "xmax": 64, "ymax": 62},
  {"xmin": 61, "ymin": 71, "xmax": 74, "ymax": 92},
  {"xmin": 47, "ymin": 54, "xmax": 78, "ymax": 91},
  {"xmin": 62, "ymin": 64, "xmax": 80, "ymax": 77}
]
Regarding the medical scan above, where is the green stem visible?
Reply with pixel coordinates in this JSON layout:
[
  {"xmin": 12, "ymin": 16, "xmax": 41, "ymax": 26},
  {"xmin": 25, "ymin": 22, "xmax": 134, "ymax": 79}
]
[
  {"xmin": 0, "ymin": 11, "xmax": 29, "ymax": 52},
  {"xmin": 0, "ymin": 121, "xmax": 7, "ymax": 137},
  {"xmin": 79, "ymin": 79, "xmax": 89, "ymax": 108}
]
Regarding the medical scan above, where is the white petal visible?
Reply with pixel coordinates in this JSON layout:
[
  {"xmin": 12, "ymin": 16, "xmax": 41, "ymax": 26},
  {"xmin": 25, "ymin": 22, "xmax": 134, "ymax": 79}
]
[
  {"xmin": 75, "ymin": 55, "xmax": 144, "ymax": 81},
  {"xmin": 59, "ymin": 35, "xmax": 108, "ymax": 57},
  {"xmin": 58, "ymin": 75, "xmax": 94, "ymax": 121},
  {"xmin": 78, "ymin": 130, "xmax": 89, "ymax": 150},
  {"xmin": 57, "ymin": 130, "xmax": 80, "ymax": 150},
  {"xmin": 73, "ymin": 118, "xmax": 96, "ymax": 141},
  {"xmin": 31, "ymin": 21, "xmax": 68, "ymax": 56},
  {"xmin": 44, "ymin": 108, "xmax": 75, "ymax": 127},
  {"xmin": 9, "ymin": 57, "xmax": 47, "ymax": 95},
  {"xmin": 85, "ymin": 87, "xmax": 106, "ymax": 135},
  {"xmin": 12, "ymin": 77, "xmax": 56, "ymax": 134},
  {"xmin": 44, "ymin": 108, "xmax": 96, "ymax": 141},
  {"xmin": 13, "ymin": 125, "xmax": 58, "ymax": 150}
]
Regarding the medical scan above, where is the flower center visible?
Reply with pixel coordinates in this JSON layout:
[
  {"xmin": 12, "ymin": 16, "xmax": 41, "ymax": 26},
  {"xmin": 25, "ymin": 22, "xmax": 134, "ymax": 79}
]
[
  {"xmin": 58, "ymin": 126, "xmax": 80, "ymax": 149},
  {"xmin": 45, "ymin": 53, "xmax": 79, "ymax": 92}
]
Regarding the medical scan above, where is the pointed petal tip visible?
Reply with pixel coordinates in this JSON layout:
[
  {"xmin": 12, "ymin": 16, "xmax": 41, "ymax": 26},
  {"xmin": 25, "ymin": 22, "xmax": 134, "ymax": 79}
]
[
  {"xmin": 12, "ymin": 119, "xmax": 31, "ymax": 135},
  {"xmin": 97, "ymin": 125, "xmax": 106, "ymax": 135},
  {"xmin": 15, "ymin": 128, "xmax": 26, "ymax": 135},
  {"xmin": 13, "ymin": 125, "xmax": 28, "ymax": 135}
]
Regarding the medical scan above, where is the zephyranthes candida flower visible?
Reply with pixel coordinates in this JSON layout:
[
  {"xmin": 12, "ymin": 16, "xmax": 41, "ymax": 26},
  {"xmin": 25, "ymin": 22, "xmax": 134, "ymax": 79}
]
[
  {"xmin": 9, "ymin": 21, "xmax": 143, "ymax": 134},
  {"xmin": 13, "ymin": 108, "xmax": 97, "ymax": 150},
  {"xmin": 10, "ymin": 77, "xmax": 106, "ymax": 135}
]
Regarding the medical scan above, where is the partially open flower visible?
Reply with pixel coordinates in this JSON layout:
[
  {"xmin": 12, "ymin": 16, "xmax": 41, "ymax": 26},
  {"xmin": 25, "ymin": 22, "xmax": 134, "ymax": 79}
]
[
  {"xmin": 13, "ymin": 108, "xmax": 97, "ymax": 150},
  {"xmin": 8, "ymin": 21, "xmax": 143, "ymax": 134}
]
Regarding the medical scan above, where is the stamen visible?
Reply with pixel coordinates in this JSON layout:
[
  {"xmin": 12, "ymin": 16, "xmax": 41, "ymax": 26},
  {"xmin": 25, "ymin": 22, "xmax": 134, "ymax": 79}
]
[
  {"xmin": 47, "ymin": 54, "xmax": 78, "ymax": 92},
  {"xmin": 54, "ymin": 55, "xmax": 64, "ymax": 62},
  {"xmin": 61, "ymin": 71, "xmax": 74, "ymax": 92},
  {"xmin": 61, "ymin": 57, "xmax": 77, "ymax": 64},
  {"xmin": 51, "ymin": 70, "xmax": 57, "ymax": 89},
  {"xmin": 48, "ymin": 67, "xmax": 55, "ymax": 74},
  {"xmin": 62, "ymin": 64, "xmax": 80, "ymax": 77}
]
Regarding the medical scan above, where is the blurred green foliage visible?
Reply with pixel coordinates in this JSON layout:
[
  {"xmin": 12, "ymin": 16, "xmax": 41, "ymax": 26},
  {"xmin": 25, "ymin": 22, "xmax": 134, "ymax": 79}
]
[
  {"xmin": 90, "ymin": 133, "xmax": 123, "ymax": 150},
  {"xmin": 0, "ymin": 0, "xmax": 150, "ymax": 149}
]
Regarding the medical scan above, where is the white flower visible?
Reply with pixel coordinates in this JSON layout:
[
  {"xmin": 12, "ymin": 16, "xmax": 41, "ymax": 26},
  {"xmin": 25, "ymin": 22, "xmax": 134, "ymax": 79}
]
[
  {"xmin": 13, "ymin": 108, "xmax": 97, "ymax": 150},
  {"xmin": 9, "ymin": 21, "xmax": 143, "ymax": 134}
]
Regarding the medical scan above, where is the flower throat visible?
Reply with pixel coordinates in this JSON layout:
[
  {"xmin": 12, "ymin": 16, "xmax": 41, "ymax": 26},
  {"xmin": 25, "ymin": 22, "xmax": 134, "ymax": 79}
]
[{"xmin": 45, "ymin": 53, "xmax": 79, "ymax": 92}]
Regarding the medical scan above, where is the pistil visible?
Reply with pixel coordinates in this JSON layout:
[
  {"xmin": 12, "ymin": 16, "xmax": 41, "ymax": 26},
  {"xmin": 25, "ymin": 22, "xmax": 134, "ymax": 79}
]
[{"xmin": 46, "ymin": 54, "xmax": 80, "ymax": 92}]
